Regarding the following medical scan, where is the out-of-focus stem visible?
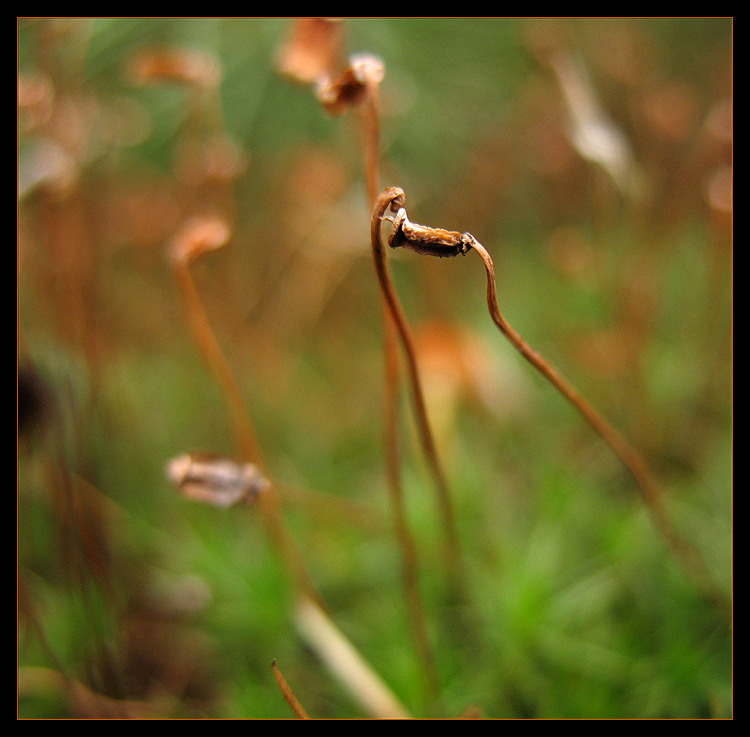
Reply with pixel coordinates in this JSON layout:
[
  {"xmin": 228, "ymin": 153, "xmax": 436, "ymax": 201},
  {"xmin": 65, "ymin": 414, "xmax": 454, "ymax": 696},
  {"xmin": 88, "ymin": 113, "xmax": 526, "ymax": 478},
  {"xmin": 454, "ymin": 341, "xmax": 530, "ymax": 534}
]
[
  {"xmin": 173, "ymin": 260, "xmax": 263, "ymax": 465},
  {"xmin": 294, "ymin": 595, "xmax": 412, "ymax": 719},
  {"xmin": 172, "ymin": 254, "xmax": 319, "ymax": 604},
  {"xmin": 173, "ymin": 250, "xmax": 413, "ymax": 714},
  {"xmin": 361, "ymin": 82, "xmax": 440, "ymax": 703}
]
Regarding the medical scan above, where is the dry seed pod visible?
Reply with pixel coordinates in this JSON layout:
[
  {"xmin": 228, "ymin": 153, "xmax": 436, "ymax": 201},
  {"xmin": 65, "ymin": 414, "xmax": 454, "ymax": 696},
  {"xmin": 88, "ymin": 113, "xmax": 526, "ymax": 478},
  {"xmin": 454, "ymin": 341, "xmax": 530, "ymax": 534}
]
[
  {"xmin": 316, "ymin": 54, "xmax": 385, "ymax": 116},
  {"xmin": 276, "ymin": 17, "xmax": 344, "ymax": 85},
  {"xmin": 169, "ymin": 216, "xmax": 231, "ymax": 264},
  {"xmin": 167, "ymin": 452, "xmax": 269, "ymax": 508},
  {"xmin": 386, "ymin": 207, "xmax": 474, "ymax": 258}
]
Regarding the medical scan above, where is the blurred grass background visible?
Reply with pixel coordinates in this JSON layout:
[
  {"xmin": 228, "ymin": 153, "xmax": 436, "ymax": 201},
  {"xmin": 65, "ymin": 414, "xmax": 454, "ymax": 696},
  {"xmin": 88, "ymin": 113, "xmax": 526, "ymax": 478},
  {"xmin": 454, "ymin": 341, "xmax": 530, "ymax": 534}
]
[{"xmin": 18, "ymin": 18, "xmax": 731, "ymax": 719}]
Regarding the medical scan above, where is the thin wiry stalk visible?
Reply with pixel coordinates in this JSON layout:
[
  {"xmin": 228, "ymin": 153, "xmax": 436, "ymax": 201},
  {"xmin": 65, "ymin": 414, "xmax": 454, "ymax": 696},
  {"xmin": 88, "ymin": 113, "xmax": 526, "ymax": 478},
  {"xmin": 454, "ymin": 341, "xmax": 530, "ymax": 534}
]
[
  {"xmin": 370, "ymin": 188, "xmax": 466, "ymax": 600},
  {"xmin": 378, "ymin": 186, "xmax": 729, "ymax": 617},
  {"xmin": 172, "ymin": 259, "xmax": 263, "ymax": 465},
  {"xmin": 171, "ymin": 248, "xmax": 319, "ymax": 604},
  {"xmin": 272, "ymin": 659, "xmax": 311, "ymax": 719},
  {"xmin": 468, "ymin": 238, "xmax": 729, "ymax": 616},
  {"xmin": 360, "ymin": 77, "xmax": 440, "ymax": 702},
  {"xmin": 172, "ymin": 231, "xmax": 412, "ymax": 718},
  {"xmin": 280, "ymin": 42, "xmax": 448, "ymax": 677}
]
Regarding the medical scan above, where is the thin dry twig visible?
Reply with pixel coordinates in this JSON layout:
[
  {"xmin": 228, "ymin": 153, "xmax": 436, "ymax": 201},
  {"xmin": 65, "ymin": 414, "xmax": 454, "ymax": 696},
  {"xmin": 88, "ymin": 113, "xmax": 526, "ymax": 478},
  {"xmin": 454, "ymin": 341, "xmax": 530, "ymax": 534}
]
[
  {"xmin": 292, "ymin": 44, "xmax": 441, "ymax": 700},
  {"xmin": 272, "ymin": 659, "xmax": 311, "ymax": 719},
  {"xmin": 470, "ymin": 237, "xmax": 729, "ymax": 616},
  {"xmin": 354, "ymin": 58, "xmax": 440, "ymax": 702},
  {"xmin": 169, "ymin": 217, "xmax": 319, "ymax": 604},
  {"xmin": 169, "ymin": 217, "xmax": 263, "ymax": 465},
  {"xmin": 377, "ymin": 187, "xmax": 729, "ymax": 616},
  {"xmin": 371, "ymin": 188, "xmax": 466, "ymax": 598},
  {"xmin": 294, "ymin": 595, "xmax": 412, "ymax": 720},
  {"xmin": 169, "ymin": 213, "xmax": 413, "ymax": 720}
]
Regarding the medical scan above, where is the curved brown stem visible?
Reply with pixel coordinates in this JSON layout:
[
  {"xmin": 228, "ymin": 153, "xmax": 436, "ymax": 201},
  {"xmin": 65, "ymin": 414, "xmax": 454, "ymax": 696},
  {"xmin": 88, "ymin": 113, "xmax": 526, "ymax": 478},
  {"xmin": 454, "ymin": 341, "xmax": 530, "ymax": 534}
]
[
  {"xmin": 471, "ymin": 239, "xmax": 662, "ymax": 507},
  {"xmin": 172, "ymin": 255, "xmax": 320, "ymax": 605},
  {"xmin": 378, "ymin": 187, "xmax": 729, "ymax": 617},
  {"xmin": 370, "ymin": 188, "xmax": 464, "ymax": 590},
  {"xmin": 468, "ymin": 238, "xmax": 728, "ymax": 616},
  {"xmin": 361, "ymin": 92, "xmax": 440, "ymax": 700},
  {"xmin": 173, "ymin": 260, "xmax": 263, "ymax": 465}
]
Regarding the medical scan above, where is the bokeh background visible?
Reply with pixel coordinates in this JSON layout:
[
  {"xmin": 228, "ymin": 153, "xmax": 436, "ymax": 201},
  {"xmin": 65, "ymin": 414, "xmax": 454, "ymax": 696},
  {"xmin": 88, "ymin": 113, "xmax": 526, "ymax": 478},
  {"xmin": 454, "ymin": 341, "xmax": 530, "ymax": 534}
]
[{"xmin": 18, "ymin": 18, "xmax": 732, "ymax": 719}]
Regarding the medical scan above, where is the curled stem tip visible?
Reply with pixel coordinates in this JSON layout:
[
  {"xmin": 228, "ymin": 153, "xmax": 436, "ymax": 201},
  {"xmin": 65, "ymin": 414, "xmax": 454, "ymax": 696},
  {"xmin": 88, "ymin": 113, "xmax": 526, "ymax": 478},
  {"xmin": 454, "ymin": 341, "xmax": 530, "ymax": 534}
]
[{"xmin": 375, "ymin": 187, "xmax": 728, "ymax": 613}]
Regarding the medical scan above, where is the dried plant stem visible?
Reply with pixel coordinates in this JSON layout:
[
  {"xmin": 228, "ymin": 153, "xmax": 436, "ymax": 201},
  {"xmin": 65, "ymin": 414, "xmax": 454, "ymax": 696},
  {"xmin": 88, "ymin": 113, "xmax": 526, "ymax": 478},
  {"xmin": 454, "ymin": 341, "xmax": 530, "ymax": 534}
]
[
  {"xmin": 383, "ymin": 310, "xmax": 439, "ymax": 700},
  {"xmin": 371, "ymin": 190, "xmax": 465, "ymax": 592},
  {"xmin": 174, "ymin": 246, "xmax": 417, "ymax": 716},
  {"xmin": 361, "ymin": 84, "xmax": 440, "ymax": 700},
  {"xmin": 172, "ymin": 258, "xmax": 319, "ymax": 603},
  {"xmin": 173, "ymin": 261, "xmax": 410, "ymax": 717},
  {"xmin": 272, "ymin": 659, "xmax": 311, "ymax": 719},
  {"xmin": 468, "ymin": 238, "xmax": 729, "ymax": 615},
  {"xmin": 378, "ymin": 187, "xmax": 728, "ymax": 616},
  {"xmin": 294, "ymin": 595, "xmax": 412, "ymax": 719},
  {"xmin": 173, "ymin": 261, "xmax": 263, "ymax": 465},
  {"xmin": 360, "ymin": 76, "xmax": 381, "ymax": 210}
]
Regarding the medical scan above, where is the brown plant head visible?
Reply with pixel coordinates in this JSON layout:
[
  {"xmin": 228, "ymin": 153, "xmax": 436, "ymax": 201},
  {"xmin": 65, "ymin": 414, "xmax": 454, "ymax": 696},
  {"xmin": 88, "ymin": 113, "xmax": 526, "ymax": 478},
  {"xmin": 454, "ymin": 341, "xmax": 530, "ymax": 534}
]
[
  {"xmin": 315, "ymin": 54, "xmax": 385, "ymax": 117},
  {"xmin": 275, "ymin": 17, "xmax": 345, "ymax": 86},
  {"xmin": 166, "ymin": 452, "xmax": 269, "ymax": 508},
  {"xmin": 168, "ymin": 216, "xmax": 231, "ymax": 265}
]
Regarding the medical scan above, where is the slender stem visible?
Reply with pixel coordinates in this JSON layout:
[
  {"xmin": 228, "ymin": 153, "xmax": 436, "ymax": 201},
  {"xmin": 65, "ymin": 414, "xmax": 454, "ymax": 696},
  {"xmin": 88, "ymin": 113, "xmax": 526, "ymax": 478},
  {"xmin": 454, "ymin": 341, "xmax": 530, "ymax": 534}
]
[
  {"xmin": 174, "ymin": 248, "xmax": 415, "ymax": 716},
  {"xmin": 378, "ymin": 187, "xmax": 728, "ymax": 616},
  {"xmin": 361, "ymin": 86, "xmax": 439, "ymax": 702},
  {"xmin": 370, "ymin": 189, "xmax": 464, "ymax": 593},
  {"xmin": 384, "ymin": 304, "xmax": 440, "ymax": 700},
  {"xmin": 172, "ymin": 258, "xmax": 320, "ymax": 604},
  {"xmin": 173, "ymin": 260, "xmax": 263, "ymax": 465},
  {"xmin": 272, "ymin": 659, "xmax": 311, "ymax": 719},
  {"xmin": 361, "ymin": 79, "xmax": 381, "ymax": 210},
  {"xmin": 467, "ymin": 238, "xmax": 729, "ymax": 615}
]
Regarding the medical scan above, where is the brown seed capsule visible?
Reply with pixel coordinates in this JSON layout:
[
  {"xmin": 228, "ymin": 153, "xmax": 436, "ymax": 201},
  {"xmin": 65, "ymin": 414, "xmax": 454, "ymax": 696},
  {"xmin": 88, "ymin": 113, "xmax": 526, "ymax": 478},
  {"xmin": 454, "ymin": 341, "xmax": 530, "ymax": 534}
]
[
  {"xmin": 167, "ymin": 452, "xmax": 269, "ymax": 508},
  {"xmin": 386, "ymin": 207, "xmax": 472, "ymax": 258}
]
